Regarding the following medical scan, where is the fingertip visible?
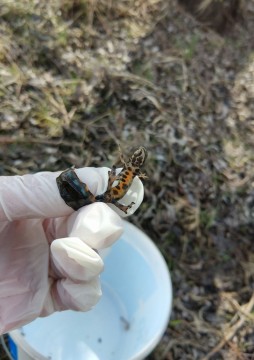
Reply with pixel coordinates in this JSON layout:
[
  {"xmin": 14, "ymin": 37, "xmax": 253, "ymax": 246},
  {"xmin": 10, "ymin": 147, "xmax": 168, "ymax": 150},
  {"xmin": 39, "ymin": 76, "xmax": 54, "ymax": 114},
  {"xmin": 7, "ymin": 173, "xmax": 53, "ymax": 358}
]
[
  {"xmin": 68, "ymin": 202, "xmax": 124, "ymax": 249},
  {"xmin": 75, "ymin": 167, "xmax": 110, "ymax": 196},
  {"xmin": 51, "ymin": 237, "xmax": 104, "ymax": 281},
  {"xmin": 52, "ymin": 277, "xmax": 102, "ymax": 312}
]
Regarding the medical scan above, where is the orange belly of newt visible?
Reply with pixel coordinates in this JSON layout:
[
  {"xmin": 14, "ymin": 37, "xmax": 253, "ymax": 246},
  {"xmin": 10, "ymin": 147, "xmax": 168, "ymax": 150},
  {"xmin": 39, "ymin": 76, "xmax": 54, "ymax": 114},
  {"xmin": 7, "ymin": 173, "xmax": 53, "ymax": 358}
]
[{"xmin": 110, "ymin": 170, "xmax": 134, "ymax": 200}]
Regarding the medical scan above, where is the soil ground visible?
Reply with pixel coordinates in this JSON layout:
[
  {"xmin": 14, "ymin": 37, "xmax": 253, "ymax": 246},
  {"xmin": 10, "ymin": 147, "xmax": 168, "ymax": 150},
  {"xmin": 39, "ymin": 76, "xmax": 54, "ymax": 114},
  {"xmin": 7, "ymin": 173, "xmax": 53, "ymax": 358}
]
[{"xmin": 0, "ymin": 1, "xmax": 254, "ymax": 359}]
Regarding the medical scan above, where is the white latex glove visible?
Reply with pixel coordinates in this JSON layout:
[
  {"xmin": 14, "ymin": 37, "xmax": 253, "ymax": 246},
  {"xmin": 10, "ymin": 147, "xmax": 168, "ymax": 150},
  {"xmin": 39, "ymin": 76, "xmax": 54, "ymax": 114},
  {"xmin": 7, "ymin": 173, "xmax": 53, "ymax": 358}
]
[{"xmin": 0, "ymin": 167, "xmax": 144, "ymax": 334}]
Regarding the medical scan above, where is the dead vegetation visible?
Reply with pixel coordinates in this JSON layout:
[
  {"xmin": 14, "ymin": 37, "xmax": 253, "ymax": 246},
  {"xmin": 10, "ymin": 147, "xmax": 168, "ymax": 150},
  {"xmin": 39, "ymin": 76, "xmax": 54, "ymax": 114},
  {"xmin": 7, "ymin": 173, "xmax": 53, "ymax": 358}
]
[
  {"xmin": 1, "ymin": 0, "xmax": 254, "ymax": 359},
  {"xmin": 179, "ymin": 0, "xmax": 245, "ymax": 32}
]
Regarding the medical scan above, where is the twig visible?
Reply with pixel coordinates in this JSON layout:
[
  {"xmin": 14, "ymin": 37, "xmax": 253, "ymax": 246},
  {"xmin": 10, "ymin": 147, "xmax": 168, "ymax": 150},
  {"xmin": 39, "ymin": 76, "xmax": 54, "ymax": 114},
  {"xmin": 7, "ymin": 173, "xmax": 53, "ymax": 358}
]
[
  {"xmin": 201, "ymin": 292, "xmax": 254, "ymax": 360},
  {"xmin": 0, "ymin": 136, "xmax": 82, "ymax": 148},
  {"xmin": 223, "ymin": 293, "xmax": 254, "ymax": 322},
  {"xmin": 109, "ymin": 70, "xmax": 164, "ymax": 93}
]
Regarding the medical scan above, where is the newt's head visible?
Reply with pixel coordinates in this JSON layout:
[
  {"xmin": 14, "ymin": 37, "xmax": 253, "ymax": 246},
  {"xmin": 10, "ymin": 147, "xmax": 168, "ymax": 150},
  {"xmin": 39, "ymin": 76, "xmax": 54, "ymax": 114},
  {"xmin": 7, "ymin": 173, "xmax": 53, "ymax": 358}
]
[{"xmin": 130, "ymin": 146, "xmax": 147, "ymax": 168}]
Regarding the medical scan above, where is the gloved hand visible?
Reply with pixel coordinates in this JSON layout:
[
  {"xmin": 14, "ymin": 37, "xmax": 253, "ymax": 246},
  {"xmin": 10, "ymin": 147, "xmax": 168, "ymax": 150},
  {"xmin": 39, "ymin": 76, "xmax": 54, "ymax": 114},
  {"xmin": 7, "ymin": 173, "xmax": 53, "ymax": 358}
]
[{"xmin": 0, "ymin": 167, "xmax": 144, "ymax": 334}]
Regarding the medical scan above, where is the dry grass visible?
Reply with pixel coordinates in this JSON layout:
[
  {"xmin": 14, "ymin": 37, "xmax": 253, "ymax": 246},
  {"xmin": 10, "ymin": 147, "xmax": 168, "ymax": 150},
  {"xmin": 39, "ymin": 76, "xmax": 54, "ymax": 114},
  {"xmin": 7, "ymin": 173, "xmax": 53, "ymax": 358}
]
[
  {"xmin": 179, "ymin": 0, "xmax": 245, "ymax": 32},
  {"xmin": 1, "ymin": 0, "xmax": 254, "ymax": 359}
]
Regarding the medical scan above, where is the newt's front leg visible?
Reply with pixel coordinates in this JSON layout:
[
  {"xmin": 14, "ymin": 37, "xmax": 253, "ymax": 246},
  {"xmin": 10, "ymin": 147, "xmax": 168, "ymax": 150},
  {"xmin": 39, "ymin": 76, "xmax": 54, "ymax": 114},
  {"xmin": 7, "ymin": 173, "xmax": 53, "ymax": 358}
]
[{"xmin": 106, "ymin": 166, "xmax": 118, "ymax": 191}]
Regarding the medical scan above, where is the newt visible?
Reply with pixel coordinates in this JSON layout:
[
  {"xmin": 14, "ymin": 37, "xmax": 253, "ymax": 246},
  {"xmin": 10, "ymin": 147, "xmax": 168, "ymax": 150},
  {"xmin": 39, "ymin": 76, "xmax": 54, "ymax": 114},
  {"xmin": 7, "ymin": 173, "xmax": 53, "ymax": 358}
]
[{"xmin": 56, "ymin": 146, "xmax": 147, "ymax": 214}]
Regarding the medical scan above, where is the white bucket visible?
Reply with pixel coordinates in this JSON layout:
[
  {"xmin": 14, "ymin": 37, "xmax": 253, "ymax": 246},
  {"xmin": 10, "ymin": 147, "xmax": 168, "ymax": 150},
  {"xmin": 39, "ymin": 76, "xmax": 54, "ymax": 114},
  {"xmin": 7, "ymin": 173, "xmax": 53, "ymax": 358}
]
[{"xmin": 6, "ymin": 221, "xmax": 172, "ymax": 360}]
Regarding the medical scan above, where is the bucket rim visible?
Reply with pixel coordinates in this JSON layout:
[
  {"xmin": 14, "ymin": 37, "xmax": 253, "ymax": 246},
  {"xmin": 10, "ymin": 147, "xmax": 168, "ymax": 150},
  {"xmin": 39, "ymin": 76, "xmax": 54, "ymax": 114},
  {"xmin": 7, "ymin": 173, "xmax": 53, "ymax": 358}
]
[{"xmin": 8, "ymin": 330, "xmax": 47, "ymax": 360}]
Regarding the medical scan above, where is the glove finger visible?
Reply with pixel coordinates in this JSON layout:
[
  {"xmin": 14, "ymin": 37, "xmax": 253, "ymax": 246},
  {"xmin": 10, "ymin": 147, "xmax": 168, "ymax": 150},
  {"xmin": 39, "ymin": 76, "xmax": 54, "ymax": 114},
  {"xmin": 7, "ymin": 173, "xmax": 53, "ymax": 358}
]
[
  {"xmin": 0, "ymin": 166, "xmax": 144, "ymax": 222},
  {"xmin": 50, "ymin": 237, "xmax": 104, "ymax": 282},
  {"xmin": 67, "ymin": 202, "xmax": 123, "ymax": 250},
  {"xmin": 51, "ymin": 277, "xmax": 102, "ymax": 312},
  {"xmin": 0, "ymin": 167, "xmax": 109, "ymax": 222}
]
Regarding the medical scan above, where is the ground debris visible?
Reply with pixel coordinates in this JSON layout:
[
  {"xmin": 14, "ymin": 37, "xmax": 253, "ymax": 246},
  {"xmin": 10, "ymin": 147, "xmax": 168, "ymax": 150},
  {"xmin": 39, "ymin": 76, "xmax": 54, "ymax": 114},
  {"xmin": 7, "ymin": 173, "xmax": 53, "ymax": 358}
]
[{"xmin": 1, "ymin": 1, "xmax": 254, "ymax": 359}]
